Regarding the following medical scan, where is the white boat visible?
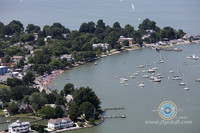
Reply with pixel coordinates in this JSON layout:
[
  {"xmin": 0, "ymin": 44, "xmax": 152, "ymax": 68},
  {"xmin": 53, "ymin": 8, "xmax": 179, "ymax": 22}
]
[
  {"xmin": 148, "ymin": 69, "xmax": 155, "ymax": 73},
  {"xmin": 179, "ymin": 74, "xmax": 186, "ymax": 86},
  {"xmin": 152, "ymin": 67, "xmax": 158, "ymax": 70},
  {"xmin": 120, "ymin": 78, "xmax": 128, "ymax": 81},
  {"xmin": 196, "ymin": 78, "xmax": 200, "ymax": 82},
  {"xmin": 133, "ymin": 72, "xmax": 139, "ymax": 76},
  {"xmin": 172, "ymin": 65, "xmax": 182, "ymax": 80},
  {"xmin": 187, "ymin": 54, "xmax": 199, "ymax": 60},
  {"xmin": 172, "ymin": 75, "xmax": 182, "ymax": 80},
  {"xmin": 169, "ymin": 70, "xmax": 174, "ymax": 73},
  {"xmin": 131, "ymin": 3, "xmax": 134, "ymax": 11},
  {"xmin": 124, "ymin": 84, "xmax": 130, "ymax": 86},
  {"xmin": 151, "ymin": 77, "xmax": 161, "ymax": 82},
  {"xmin": 137, "ymin": 18, "xmax": 141, "ymax": 21},
  {"xmin": 94, "ymin": 62, "xmax": 97, "ymax": 65},
  {"xmin": 183, "ymin": 87, "xmax": 189, "ymax": 90},
  {"xmin": 138, "ymin": 65, "xmax": 144, "ymax": 68},
  {"xmin": 138, "ymin": 83, "xmax": 145, "ymax": 87},
  {"xmin": 143, "ymin": 75, "xmax": 149, "ymax": 78}
]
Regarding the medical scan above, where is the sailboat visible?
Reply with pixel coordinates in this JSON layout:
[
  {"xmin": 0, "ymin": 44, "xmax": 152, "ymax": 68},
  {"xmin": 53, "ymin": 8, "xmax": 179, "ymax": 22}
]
[
  {"xmin": 179, "ymin": 74, "xmax": 186, "ymax": 86},
  {"xmin": 131, "ymin": 3, "xmax": 134, "ymax": 12},
  {"xmin": 172, "ymin": 65, "xmax": 182, "ymax": 80},
  {"xmin": 157, "ymin": 52, "xmax": 164, "ymax": 63}
]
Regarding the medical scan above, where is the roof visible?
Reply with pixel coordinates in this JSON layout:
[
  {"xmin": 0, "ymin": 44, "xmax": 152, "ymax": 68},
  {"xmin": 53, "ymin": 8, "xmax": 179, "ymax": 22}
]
[
  {"xmin": 48, "ymin": 117, "xmax": 72, "ymax": 124},
  {"xmin": 13, "ymin": 56, "xmax": 23, "ymax": 59},
  {"xmin": 9, "ymin": 120, "xmax": 30, "ymax": 127},
  {"xmin": 0, "ymin": 66, "xmax": 8, "ymax": 69}
]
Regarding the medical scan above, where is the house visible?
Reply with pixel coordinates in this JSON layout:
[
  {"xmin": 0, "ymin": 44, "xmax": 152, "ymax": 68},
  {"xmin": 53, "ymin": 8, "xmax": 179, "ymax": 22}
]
[
  {"xmin": 12, "ymin": 56, "xmax": 23, "ymax": 63},
  {"xmin": 18, "ymin": 103, "xmax": 34, "ymax": 113},
  {"xmin": 48, "ymin": 117, "xmax": 73, "ymax": 130},
  {"xmin": 118, "ymin": 36, "xmax": 134, "ymax": 45},
  {"xmin": 0, "ymin": 101, "xmax": 3, "ymax": 108},
  {"xmin": 8, "ymin": 120, "xmax": 30, "ymax": 133},
  {"xmin": 3, "ymin": 63, "xmax": 16, "ymax": 67},
  {"xmin": 0, "ymin": 57, "xmax": 4, "ymax": 63},
  {"xmin": 44, "ymin": 36, "xmax": 52, "ymax": 42},
  {"xmin": 45, "ymin": 104, "xmax": 68, "ymax": 116},
  {"xmin": 60, "ymin": 54, "xmax": 73, "ymax": 61},
  {"xmin": 92, "ymin": 43, "xmax": 109, "ymax": 50},
  {"xmin": 65, "ymin": 94, "xmax": 73, "ymax": 103},
  {"xmin": 0, "ymin": 66, "xmax": 8, "ymax": 75}
]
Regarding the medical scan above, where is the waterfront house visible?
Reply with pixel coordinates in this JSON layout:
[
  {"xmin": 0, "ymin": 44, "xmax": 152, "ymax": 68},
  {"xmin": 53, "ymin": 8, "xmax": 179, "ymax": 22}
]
[
  {"xmin": 0, "ymin": 66, "xmax": 8, "ymax": 75},
  {"xmin": 48, "ymin": 117, "xmax": 73, "ymax": 130},
  {"xmin": 60, "ymin": 54, "xmax": 73, "ymax": 61},
  {"xmin": 18, "ymin": 103, "xmax": 34, "ymax": 114},
  {"xmin": 118, "ymin": 36, "xmax": 134, "ymax": 45},
  {"xmin": 8, "ymin": 120, "xmax": 30, "ymax": 133},
  {"xmin": 92, "ymin": 43, "xmax": 109, "ymax": 50},
  {"xmin": 65, "ymin": 94, "xmax": 73, "ymax": 103},
  {"xmin": 12, "ymin": 56, "xmax": 23, "ymax": 63}
]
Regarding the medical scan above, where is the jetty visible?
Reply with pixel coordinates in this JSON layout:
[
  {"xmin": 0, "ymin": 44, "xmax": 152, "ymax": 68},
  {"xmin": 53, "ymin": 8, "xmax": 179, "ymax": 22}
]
[
  {"xmin": 103, "ymin": 114, "xmax": 126, "ymax": 119},
  {"xmin": 103, "ymin": 107, "xmax": 124, "ymax": 111}
]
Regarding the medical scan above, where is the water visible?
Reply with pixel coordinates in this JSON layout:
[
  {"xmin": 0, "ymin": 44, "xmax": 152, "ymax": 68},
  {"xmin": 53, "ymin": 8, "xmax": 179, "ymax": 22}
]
[
  {"xmin": 0, "ymin": 0, "xmax": 200, "ymax": 33},
  {"xmin": 48, "ymin": 43, "xmax": 200, "ymax": 133}
]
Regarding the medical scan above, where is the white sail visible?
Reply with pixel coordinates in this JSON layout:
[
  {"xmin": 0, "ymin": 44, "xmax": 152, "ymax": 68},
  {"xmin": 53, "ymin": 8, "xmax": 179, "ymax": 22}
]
[{"xmin": 132, "ymin": 3, "xmax": 134, "ymax": 11}]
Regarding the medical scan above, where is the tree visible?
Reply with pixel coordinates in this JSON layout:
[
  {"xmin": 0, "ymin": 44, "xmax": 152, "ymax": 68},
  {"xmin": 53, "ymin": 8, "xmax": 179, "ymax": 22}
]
[
  {"xmin": 73, "ymin": 87, "xmax": 100, "ymax": 109},
  {"xmin": 68, "ymin": 103, "xmax": 80, "ymax": 121},
  {"xmin": 0, "ymin": 88, "xmax": 11, "ymax": 102},
  {"xmin": 54, "ymin": 106, "xmax": 64, "ymax": 118},
  {"xmin": 23, "ymin": 71, "xmax": 35, "ymax": 85},
  {"xmin": 21, "ymin": 33, "xmax": 35, "ymax": 42},
  {"xmin": 49, "ymin": 59, "xmax": 61, "ymax": 70},
  {"xmin": 55, "ymin": 95, "xmax": 66, "ymax": 105},
  {"xmin": 63, "ymin": 83, "xmax": 75, "ymax": 96},
  {"xmin": 79, "ymin": 102, "xmax": 95, "ymax": 120},
  {"xmin": 113, "ymin": 22, "xmax": 121, "ymax": 28},
  {"xmin": 7, "ymin": 78, "xmax": 23, "ymax": 87},
  {"xmin": 30, "ymin": 92, "xmax": 47, "ymax": 111},
  {"xmin": 26, "ymin": 24, "xmax": 40, "ymax": 33},
  {"xmin": 7, "ymin": 102, "xmax": 19, "ymax": 115},
  {"xmin": 39, "ymin": 106, "xmax": 55, "ymax": 119}
]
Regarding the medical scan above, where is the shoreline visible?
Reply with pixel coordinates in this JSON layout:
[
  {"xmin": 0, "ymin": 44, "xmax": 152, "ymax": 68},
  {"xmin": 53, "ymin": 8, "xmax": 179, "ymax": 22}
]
[{"xmin": 44, "ymin": 40, "xmax": 199, "ymax": 87}]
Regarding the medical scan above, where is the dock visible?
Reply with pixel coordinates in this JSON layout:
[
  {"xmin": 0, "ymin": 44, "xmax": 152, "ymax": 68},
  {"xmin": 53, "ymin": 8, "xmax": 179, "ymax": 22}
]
[
  {"xmin": 103, "ymin": 107, "xmax": 124, "ymax": 111},
  {"xmin": 103, "ymin": 114, "xmax": 126, "ymax": 119}
]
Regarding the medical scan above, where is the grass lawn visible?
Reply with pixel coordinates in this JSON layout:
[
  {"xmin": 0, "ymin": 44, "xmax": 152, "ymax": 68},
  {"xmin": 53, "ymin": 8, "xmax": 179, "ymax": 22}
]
[
  {"xmin": 0, "ymin": 109, "xmax": 5, "ymax": 116},
  {"xmin": 0, "ymin": 84, "xmax": 9, "ymax": 89}
]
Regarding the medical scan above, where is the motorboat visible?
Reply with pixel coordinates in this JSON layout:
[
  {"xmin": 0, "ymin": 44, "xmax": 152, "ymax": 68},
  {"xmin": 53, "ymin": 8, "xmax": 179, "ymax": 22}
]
[{"xmin": 187, "ymin": 54, "xmax": 199, "ymax": 60}]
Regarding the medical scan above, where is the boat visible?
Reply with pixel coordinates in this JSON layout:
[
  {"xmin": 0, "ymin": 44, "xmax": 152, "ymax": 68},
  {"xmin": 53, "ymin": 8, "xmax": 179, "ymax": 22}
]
[
  {"xmin": 94, "ymin": 62, "xmax": 97, "ymax": 65},
  {"xmin": 172, "ymin": 75, "xmax": 182, "ymax": 80},
  {"xmin": 133, "ymin": 73, "xmax": 139, "ymax": 76},
  {"xmin": 148, "ymin": 69, "xmax": 155, "ymax": 73},
  {"xmin": 151, "ymin": 77, "xmax": 161, "ymax": 82},
  {"xmin": 152, "ymin": 67, "xmax": 158, "ymax": 70},
  {"xmin": 137, "ymin": 18, "xmax": 141, "ymax": 21},
  {"xmin": 183, "ymin": 87, "xmax": 189, "ymax": 90},
  {"xmin": 157, "ymin": 52, "xmax": 164, "ymax": 63},
  {"xmin": 172, "ymin": 65, "xmax": 182, "ymax": 80},
  {"xmin": 120, "ymin": 78, "xmax": 128, "ymax": 81},
  {"xmin": 131, "ymin": 3, "xmax": 134, "ymax": 12},
  {"xmin": 138, "ymin": 65, "xmax": 144, "ymax": 68},
  {"xmin": 187, "ymin": 54, "xmax": 199, "ymax": 60},
  {"xmin": 143, "ymin": 75, "xmax": 149, "ymax": 78},
  {"xmin": 179, "ymin": 74, "xmax": 186, "ymax": 86},
  {"xmin": 196, "ymin": 78, "xmax": 200, "ymax": 82},
  {"xmin": 138, "ymin": 82, "xmax": 145, "ymax": 87},
  {"xmin": 169, "ymin": 70, "xmax": 174, "ymax": 73},
  {"xmin": 129, "ymin": 75, "xmax": 135, "ymax": 78},
  {"xmin": 124, "ymin": 84, "xmax": 130, "ymax": 86}
]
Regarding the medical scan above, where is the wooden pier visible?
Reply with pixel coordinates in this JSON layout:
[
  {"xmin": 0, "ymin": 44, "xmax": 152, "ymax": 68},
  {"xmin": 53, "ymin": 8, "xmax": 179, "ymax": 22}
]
[
  {"xmin": 103, "ymin": 114, "xmax": 126, "ymax": 119},
  {"xmin": 103, "ymin": 107, "xmax": 124, "ymax": 111}
]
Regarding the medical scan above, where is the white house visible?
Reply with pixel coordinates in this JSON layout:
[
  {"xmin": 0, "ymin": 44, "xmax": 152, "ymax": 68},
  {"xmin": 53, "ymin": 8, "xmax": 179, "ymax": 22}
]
[
  {"xmin": 8, "ymin": 120, "xmax": 30, "ymax": 133},
  {"xmin": 48, "ymin": 117, "xmax": 73, "ymax": 130},
  {"xmin": 92, "ymin": 43, "xmax": 109, "ymax": 50},
  {"xmin": 60, "ymin": 54, "xmax": 73, "ymax": 61}
]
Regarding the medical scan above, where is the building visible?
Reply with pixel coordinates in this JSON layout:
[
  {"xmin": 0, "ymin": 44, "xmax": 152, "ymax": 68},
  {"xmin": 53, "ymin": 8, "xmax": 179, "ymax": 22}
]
[
  {"xmin": 92, "ymin": 43, "xmax": 109, "ymax": 50},
  {"xmin": 12, "ymin": 56, "xmax": 23, "ymax": 63},
  {"xmin": 18, "ymin": 103, "xmax": 34, "ymax": 114},
  {"xmin": 8, "ymin": 120, "xmax": 30, "ymax": 133},
  {"xmin": 60, "ymin": 54, "xmax": 73, "ymax": 61},
  {"xmin": 65, "ymin": 94, "xmax": 73, "ymax": 103},
  {"xmin": 118, "ymin": 36, "xmax": 134, "ymax": 45},
  {"xmin": 48, "ymin": 117, "xmax": 73, "ymax": 130},
  {"xmin": 0, "ymin": 66, "xmax": 8, "ymax": 75}
]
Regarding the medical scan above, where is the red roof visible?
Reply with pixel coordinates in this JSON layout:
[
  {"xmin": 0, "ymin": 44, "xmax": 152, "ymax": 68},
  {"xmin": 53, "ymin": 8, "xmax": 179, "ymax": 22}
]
[{"xmin": 3, "ymin": 63, "xmax": 16, "ymax": 66}]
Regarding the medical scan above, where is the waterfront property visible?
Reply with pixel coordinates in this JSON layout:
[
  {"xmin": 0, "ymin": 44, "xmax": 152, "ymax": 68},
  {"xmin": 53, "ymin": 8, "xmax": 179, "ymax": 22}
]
[
  {"xmin": 0, "ymin": 66, "xmax": 8, "ymax": 75},
  {"xmin": 118, "ymin": 36, "xmax": 134, "ymax": 45},
  {"xmin": 92, "ymin": 43, "xmax": 109, "ymax": 50},
  {"xmin": 48, "ymin": 117, "xmax": 73, "ymax": 130},
  {"xmin": 8, "ymin": 120, "xmax": 30, "ymax": 133}
]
